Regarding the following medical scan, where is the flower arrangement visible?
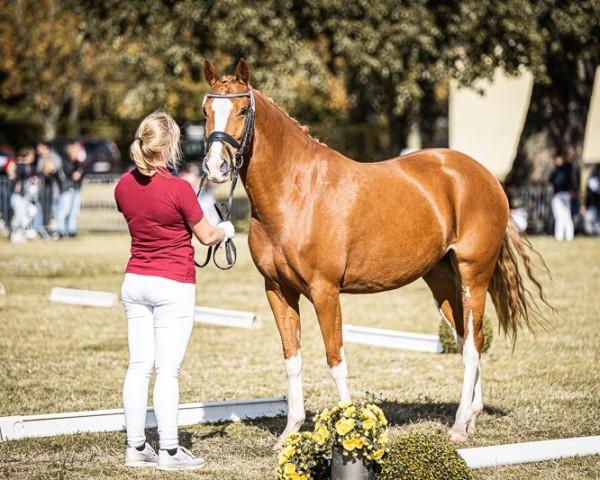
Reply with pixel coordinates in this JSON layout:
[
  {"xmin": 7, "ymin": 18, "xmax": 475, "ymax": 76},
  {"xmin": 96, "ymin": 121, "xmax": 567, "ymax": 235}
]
[
  {"xmin": 314, "ymin": 401, "xmax": 389, "ymax": 462},
  {"xmin": 276, "ymin": 402, "xmax": 389, "ymax": 480},
  {"xmin": 276, "ymin": 431, "xmax": 329, "ymax": 480}
]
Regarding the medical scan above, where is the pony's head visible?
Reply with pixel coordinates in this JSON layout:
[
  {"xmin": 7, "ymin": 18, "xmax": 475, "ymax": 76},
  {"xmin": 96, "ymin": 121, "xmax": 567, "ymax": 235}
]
[{"xmin": 202, "ymin": 59, "xmax": 255, "ymax": 183}]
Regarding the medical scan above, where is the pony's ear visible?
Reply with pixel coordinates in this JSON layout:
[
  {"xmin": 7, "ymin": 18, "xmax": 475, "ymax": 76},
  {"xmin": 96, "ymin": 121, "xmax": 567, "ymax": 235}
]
[
  {"xmin": 235, "ymin": 59, "xmax": 251, "ymax": 85},
  {"xmin": 203, "ymin": 60, "xmax": 220, "ymax": 86}
]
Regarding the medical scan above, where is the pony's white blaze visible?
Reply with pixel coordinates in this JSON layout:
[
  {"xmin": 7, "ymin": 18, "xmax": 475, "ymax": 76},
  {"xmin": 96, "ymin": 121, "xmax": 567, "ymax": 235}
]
[
  {"xmin": 207, "ymin": 98, "xmax": 233, "ymax": 178},
  {"xmin": 329, "ymin": 347, "xmax": 351, "ymax": 402},
  {"xmin": 283, "ymin": 351, "xmax": 305, "ymax": 434}
]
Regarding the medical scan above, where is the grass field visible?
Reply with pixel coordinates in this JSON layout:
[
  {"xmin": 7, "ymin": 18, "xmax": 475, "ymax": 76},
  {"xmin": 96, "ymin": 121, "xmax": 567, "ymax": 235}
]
[{"xmin": 0, "ymin": 232, "xmax": 599, "ymax": 479}]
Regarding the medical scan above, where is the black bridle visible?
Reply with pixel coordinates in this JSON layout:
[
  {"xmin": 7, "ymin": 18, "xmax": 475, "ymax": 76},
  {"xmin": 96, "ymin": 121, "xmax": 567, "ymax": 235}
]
[{"xmin": 194, "ymin": 90, "xmax": 255, "ymax": 270}]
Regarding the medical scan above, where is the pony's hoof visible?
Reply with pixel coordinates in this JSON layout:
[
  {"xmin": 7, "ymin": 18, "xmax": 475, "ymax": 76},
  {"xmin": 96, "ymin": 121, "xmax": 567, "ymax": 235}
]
[
  {"xmin": 467, "ymin": 423, "xmax": 477, "ymax": 436},
  {"xmin": 447, "ymin": 429, "xmax": 469, "ymax": 443},
  {"xmin": 273, "ymin": 437, "xmax": 285, "ymax": 451}
]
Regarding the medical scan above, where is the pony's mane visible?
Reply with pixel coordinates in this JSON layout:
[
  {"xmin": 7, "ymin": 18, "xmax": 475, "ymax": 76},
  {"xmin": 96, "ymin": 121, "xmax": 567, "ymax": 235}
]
[
  {"xmin": 256, "ymin": 91, "xmax": 327, "ymax": 147},
  {"xmin": 218, "ymin": 75, "xmax": 327, "ymax": 147}
]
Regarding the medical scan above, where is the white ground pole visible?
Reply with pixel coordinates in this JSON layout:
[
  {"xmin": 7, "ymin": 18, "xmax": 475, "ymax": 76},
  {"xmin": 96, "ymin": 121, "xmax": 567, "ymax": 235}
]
[
  {"xmin": 194, "ymin": 306, "xmax": 261, "ymax": 329},
  {"xmin": 342, "ymin": 324, "xmax": 443, "ymax": 353},
  {"xmin": 49, "ymin": 287, "xmax": 118, "ymax": 308},
  {"xmin": 49, "ymin": 288, "xmax": 261, "ymax": 329},
  {"xmin": 0, "ymin": 396, "xmax": 287, "ymax": 442},
  {"xmin": 458, "ymin": 436, "xmax": 600, "ymax": 469}
]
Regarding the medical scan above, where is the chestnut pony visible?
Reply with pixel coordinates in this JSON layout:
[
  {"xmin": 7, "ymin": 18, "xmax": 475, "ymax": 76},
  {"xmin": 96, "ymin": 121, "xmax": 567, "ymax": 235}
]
[{"xmin": 201, "ymin": 59, "xmax": 550, "ymax": 445}]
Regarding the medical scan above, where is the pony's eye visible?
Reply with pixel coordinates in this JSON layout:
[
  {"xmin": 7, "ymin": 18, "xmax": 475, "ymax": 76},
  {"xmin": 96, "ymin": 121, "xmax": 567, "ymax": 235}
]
[{"xmin": 238, "ymin": 107, "xmax": 248, "ymax": 117}]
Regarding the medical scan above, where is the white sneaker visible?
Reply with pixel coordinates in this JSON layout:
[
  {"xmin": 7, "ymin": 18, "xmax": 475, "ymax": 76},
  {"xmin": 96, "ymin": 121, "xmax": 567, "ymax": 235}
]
[
  {"xmin": 157, "ymin": 447, "xmax": 206, "ymax": 471},
  {"xmin": 125, "ymin": 443, "xmax": 158, "ymax": 468}
]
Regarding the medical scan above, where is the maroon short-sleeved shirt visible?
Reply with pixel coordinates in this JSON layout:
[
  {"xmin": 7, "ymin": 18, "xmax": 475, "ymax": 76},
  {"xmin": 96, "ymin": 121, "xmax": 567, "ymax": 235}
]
[{"xmin": 115, "ymin": 168, "xmax": 203, "ymax": 283}]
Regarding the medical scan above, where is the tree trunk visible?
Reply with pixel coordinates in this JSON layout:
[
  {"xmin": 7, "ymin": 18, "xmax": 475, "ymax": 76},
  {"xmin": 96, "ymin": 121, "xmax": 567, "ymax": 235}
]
[
  {"xmin": 506, "ymin": 58, "xmax": 596, "ymax": 186},
  {"xmin": 39, "ymin": 104, "xmax": 61, "ymax": 141}
]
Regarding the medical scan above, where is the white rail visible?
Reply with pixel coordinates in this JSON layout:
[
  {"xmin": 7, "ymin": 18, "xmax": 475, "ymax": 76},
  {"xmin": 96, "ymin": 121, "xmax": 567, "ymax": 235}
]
[
  {"xmin": 0, "ymin": 396, "xmax": 287, "ymax": 442},
  {"xmin": 343, "ymin": 324, "xmax": 443, "ymax": 353}
]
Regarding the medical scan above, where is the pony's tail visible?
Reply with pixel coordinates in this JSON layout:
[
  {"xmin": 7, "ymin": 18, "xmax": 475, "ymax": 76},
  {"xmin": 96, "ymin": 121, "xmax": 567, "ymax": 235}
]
[{"xmin": 488, "ymin": 223, "xmax": 555, "ymax": 345}]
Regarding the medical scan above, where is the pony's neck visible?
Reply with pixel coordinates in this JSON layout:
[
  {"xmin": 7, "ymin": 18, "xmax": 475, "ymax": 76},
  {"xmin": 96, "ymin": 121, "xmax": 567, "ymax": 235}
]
[{"xmin": 241, "ymin": 89, "xmax": 329, "ymax": 213}]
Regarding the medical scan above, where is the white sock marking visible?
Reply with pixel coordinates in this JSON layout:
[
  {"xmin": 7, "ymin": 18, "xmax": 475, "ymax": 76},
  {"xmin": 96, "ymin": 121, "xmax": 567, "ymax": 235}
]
[
  {"xmin": 329, "ymin": 347, "xmax": 351, "ymax": 402},
  {"xmin": 284, "ymin": 351, "xmax": 305, "ymax": 431}
]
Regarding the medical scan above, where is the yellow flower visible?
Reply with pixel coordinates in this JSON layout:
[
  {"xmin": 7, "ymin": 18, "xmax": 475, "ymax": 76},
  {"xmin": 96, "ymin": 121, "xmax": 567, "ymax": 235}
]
[
  {"xmin": 362, "ymin": 417, "xmax": 375, "ymax": 431},
  {"xmin": 335, "ymin": 418, "xmax": 355, "ymax": 436},
  {"xmin": 339, "ymin": 401, "xmax": 351, "ymax": 409},
  {"xmin": 342, "ymin": 435, "xmax": 365, "ymax": 451},
  {"xmin": 319, "ymin": 409, "xmax": 330, "ymax": 421},
  {"xmin": 380, "ymin": 431, "xmax": 389, "ymax": 445},
  {"xmin": 278, "ymin": 445, "xmax": 295, "ymax": 464},
  {"xmin": 343, "ymin": 405, "xmax": 356, "ymax": 418},
  {"xmin": 372, "ymin": 449, "xmax": 385, "ymax": 460},
  {"xmin": 314, "ymin": 424, "xmax": 329, "ymax": 445},
  {"xmin": 283, "ymin": 463, "xmax": 296, "ymax": 475}
]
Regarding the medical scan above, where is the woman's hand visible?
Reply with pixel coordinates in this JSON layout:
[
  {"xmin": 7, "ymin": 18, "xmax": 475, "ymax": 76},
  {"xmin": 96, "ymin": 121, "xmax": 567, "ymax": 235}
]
[{"xmin": 189, "ymin": 217, "xmax": 235, "ymax": 246}]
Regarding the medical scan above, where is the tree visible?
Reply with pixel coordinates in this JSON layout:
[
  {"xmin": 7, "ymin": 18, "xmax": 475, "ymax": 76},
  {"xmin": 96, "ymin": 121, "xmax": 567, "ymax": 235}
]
[
  {"xmin": 436, "ymin": 0, "xmax": 600, "ymax": 184},
  {"xmin": 0, "ymin": 0, "xmax": 85, "ymax": 140}
]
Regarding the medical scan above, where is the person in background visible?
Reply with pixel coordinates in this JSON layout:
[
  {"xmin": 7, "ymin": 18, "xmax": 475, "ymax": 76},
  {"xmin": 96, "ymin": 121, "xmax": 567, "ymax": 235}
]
[
  {"xmin": 10, "ymin": 147, "xmax": 40, "ymax": 243},
  {"xmin": 179, "ymin": 161, "xmax": 219, "ymax": 227},
  {"xmin": 581, "ymin": 164, "xmax": 600, "ymax": 235},
  {"xmin": 0, "ymin": 146, "xmax": 16, "ymax": 233},
  {"xmin": 548, "ymin": 155, "xmax": 575, "ymax": 241},
  {"xmin": 114, "ymin": 111, "xmax": 234, "ymax": 471},
  {"xmin": 36, "ymin": 141, "xmax": 63, "ymax": 235},
  {"xmin": 56, "ymin": 141, "xmax": 86, "ymax": 238}
]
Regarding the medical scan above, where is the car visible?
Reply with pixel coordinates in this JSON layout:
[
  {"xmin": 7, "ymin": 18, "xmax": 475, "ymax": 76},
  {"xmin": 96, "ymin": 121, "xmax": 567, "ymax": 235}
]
[{"xmin": 52, "ymin": 137, "xmax": 122, "ymax": 175}]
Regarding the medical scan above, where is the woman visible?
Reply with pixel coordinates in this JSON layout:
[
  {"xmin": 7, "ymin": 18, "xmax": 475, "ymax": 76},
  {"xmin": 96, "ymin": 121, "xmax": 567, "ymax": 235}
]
[
  {"xmin": 114, "ymin": 112, "xmax": 234, "ymax": 471},
  {"xmin": 549, "ymin": 155, "xmax": 575, "ymax": 241}
]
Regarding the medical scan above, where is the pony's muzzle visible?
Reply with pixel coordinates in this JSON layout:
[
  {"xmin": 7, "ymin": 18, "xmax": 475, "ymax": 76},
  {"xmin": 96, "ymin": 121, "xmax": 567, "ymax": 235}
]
[{"xmin": 203, "ymin": 154, "xmax": 230, "ymax": 183}]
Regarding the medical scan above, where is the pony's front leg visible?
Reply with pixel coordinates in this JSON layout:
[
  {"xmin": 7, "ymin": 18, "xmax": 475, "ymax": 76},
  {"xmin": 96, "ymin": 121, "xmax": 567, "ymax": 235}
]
[
  {"xmin": 311, "ymin": 284, "xmax": 351, "ymax": 403},
  {"xmin": 266, "ymin": 281, "xmax": 304, "ymax": 448}
]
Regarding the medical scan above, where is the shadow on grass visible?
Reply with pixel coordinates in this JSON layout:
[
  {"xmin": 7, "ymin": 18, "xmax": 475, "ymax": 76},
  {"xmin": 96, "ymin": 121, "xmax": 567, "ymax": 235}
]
[{"xmin": 379, "ymin": 400, "xmax": 509, "ymax": 427}]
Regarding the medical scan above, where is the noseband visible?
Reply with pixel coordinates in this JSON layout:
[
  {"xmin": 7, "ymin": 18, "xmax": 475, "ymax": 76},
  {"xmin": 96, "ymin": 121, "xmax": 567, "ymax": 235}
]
[{"xmin": 195, "ymin": 90, "xmax": 255, "ymax": 270}]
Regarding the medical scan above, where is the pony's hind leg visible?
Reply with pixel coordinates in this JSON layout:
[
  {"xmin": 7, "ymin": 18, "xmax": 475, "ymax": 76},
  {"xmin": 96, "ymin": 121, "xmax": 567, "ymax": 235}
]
[
  {"xmin": 265, "ymin": 280, "xmax": 304, "ymax": 448},
  {"xmin": 423, "ymin": 254, "xmax": 464, "ymax": 351},
  {"xmin": 424, "ymin": 253, "xmax": 487, "ymax": 442},
  {"xmin": 450, "ymin": 257, "xmax": 493, "ymax": 442}
]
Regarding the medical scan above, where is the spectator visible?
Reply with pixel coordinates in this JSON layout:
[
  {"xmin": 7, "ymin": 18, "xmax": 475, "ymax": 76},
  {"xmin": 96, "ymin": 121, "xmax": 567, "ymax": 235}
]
[
  {"xmin": 0, "ymin": 146, "xmax": 16, "ymax": 233},
  {"xmin": 10, "ymin": 147, "xmax": 40, "ymax": 243},
  {"xmin": 548, "ymin": 155, "xmax": 575, "ymax": 241},
  {"xmin": 36, "ymin": 141, "xmax": 63, "ymax": 235},
  {"xmin": 56, "ymin": 141, "xmax": 86, "ymax": 238},
  {"xmin": 503, "ymin": 182, "xmax": 529, "ymax": 233},
  {"xmin": 180, "ymin": 162, "xmax": 219, "ymax": 226},
  {"xmin": 581, "ymin": 164, "xmax": 600, "ymax": 236}
]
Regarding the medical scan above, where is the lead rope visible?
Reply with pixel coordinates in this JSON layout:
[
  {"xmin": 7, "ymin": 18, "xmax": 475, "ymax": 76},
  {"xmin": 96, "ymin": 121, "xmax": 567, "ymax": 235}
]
[{"xmin": 194, "ymin": 168, "xmax": 239, "ymax": 270}]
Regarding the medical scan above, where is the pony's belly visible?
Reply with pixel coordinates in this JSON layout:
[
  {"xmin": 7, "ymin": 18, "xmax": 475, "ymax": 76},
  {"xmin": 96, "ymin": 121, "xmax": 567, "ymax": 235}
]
[{"xmin": 339, "ymin": 260, "xmax": 437, "ymax": 294}]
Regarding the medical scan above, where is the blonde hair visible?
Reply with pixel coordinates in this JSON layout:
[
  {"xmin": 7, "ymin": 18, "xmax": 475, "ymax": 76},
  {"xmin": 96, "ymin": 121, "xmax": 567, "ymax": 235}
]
[{"xmin": 130, "ymin": 111, "xmax": 181, "ymax": 176}]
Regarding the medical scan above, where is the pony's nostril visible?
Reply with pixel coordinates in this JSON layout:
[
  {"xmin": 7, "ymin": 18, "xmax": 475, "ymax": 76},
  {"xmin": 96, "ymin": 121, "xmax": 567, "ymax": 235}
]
[{"xmin": 220, "ymin": 160, "xmax": 229, "ymax": 174}]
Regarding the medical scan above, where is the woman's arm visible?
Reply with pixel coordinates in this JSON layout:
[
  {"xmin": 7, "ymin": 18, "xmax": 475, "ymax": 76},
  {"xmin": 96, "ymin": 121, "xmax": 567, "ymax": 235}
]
[{"xmin": 189, "ymin": 217, "xmax": 234, "ymax": 246}]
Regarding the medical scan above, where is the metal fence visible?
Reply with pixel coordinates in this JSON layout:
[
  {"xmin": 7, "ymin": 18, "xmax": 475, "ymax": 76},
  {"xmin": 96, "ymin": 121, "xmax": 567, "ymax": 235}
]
[{"xmin": 1, "ymin": 175, "xmax": 554, "ymax": 234}]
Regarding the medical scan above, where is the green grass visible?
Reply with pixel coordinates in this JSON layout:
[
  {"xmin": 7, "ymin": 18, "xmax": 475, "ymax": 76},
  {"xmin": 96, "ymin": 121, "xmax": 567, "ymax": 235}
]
[{"xmin": 0, "ymin": 233, "xmax": 599, "ymax": 479}]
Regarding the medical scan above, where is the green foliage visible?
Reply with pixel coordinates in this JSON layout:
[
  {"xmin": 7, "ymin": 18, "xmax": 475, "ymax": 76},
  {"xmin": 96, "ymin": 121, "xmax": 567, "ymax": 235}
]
[
  {"xmin": 378, "ymin": 433, "xmax": 472, "ymax": 480},
  {"xmin": 1, "ymin": 0, "xmax": 598, "ymax": 164},
  {"xmin": 438, "ymin": 316, "xmax": 494, "ymax": 354}
]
